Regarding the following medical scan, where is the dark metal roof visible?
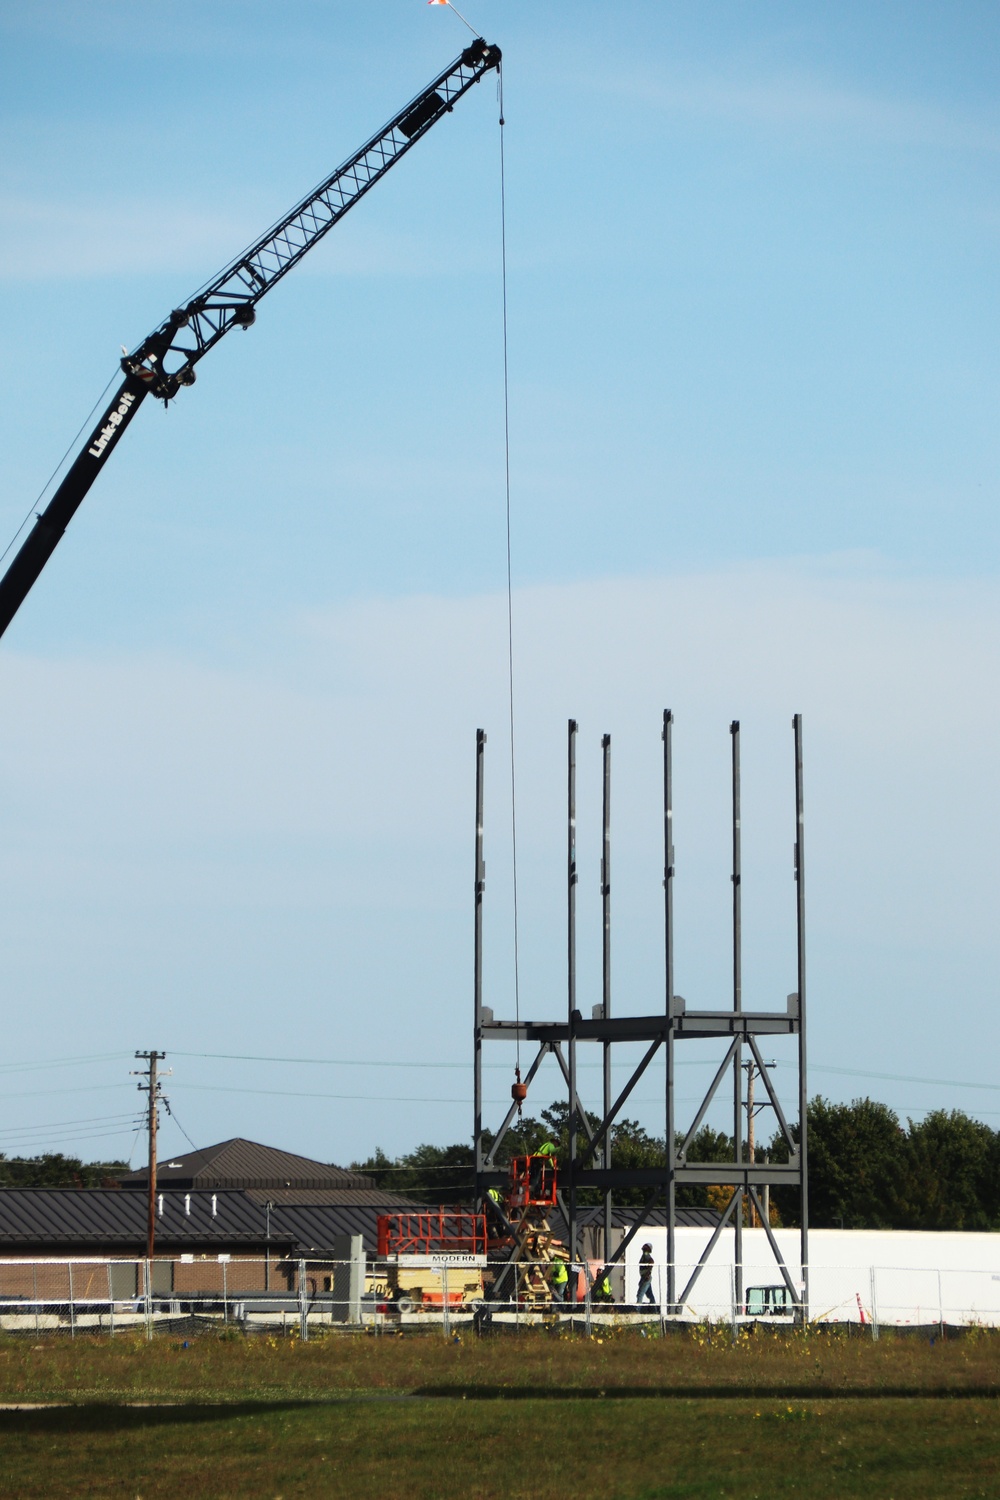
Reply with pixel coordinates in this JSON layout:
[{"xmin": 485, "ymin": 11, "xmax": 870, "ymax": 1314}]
[
  {"xmin": 265, "ymin": 1202, "xmax": 391, "ymax": 1257},
  {"xmin": 243, "ymin": 1187, "xmax": 417, "ymax": 1209},
  {"xmin": 117, "ymin": 1139, "xmax": 373, "ymax": 1192},
  {"xmin": 0, "ymin": 1190, "xmax": 718, "ymax": 1258},
  {"xmin": 0, "ymin": 1190, "xmax": 416, "ymax": 1258},
  {"xmin": 0, "ymin": 1190, "xmax": 269, "ymax": 1247}
]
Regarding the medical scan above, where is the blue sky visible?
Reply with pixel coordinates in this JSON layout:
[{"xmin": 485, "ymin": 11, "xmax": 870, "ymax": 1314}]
[{"xmin": 0, "ymin": 0, "xmax": 998, "ymax": 1167}]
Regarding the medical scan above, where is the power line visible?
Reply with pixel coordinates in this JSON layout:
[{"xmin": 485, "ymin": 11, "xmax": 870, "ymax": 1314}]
[
  {"xmin": 171, "ymin": 1050, "xmax": 1000, "ymax": 1096},
  {"xmin": 0, "ymin": 1053, "xmax": 128, "ymax": 1077},
  {"xmin": 814, "ymin": 1064, "xmax": 1000, "ymax": 1094},
  {"xmin": 171, "ymin": 1050, "xmax": 474, "ymax": 1069},
  {"xmin": 174, "ymin": 1083, "xmax": 473, "ymax": 1104},
  {"xmin": 169, "ymin": 1049, "xmax": 705, "ymax": 1071},
  {"xmin": 11, "ymin": 1046, "xmax": 1000, "ymax": 1095},
  {"xmin": 0, "ymin": 1112, "xmax": 137, "ymax": 1139},
  {"xmin": 171, "ymin": 1082, "xmax": 715, "ymax": 1109},
  {"xmin": 160, "ymin": 1096, "xmax": 200, "ymax": 1156},
  {"xmin": 0, "ymin": 1127, "xmax": 139, "ymax": 1153},
  {"xmin": 0, "ymin": 1084, "xmax": 133, "ymax": 1102}
]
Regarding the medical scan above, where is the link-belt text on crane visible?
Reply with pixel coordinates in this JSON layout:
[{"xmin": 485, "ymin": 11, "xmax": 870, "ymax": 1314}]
[{"xmin": 88, "ymin": 391, "xmax": 136, "ymax": 458}]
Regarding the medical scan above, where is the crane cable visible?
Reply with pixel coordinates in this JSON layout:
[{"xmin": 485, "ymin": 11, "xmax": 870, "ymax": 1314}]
[
  {"xmin": 498, "ymin": 64, "xmax": 523, "ymax": 1097},
  {"xmin": 0, "ymin": 369, "xmax": 119, "ymax": 570}
]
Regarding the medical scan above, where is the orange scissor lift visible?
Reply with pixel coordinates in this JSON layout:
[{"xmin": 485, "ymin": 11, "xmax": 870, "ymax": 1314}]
[
  {"xmin": 377, "ymin": 1210, "xmax": 488, "ymax": 1310},
  {"xmin": 500, "ymin": 1153, "xmax": 568, "ymax": 1306}
]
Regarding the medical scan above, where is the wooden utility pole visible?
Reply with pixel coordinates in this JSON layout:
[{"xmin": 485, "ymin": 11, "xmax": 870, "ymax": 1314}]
[{"xmin": 134, "ymin": 1051, "xmax": 166, "ymax": 1261}]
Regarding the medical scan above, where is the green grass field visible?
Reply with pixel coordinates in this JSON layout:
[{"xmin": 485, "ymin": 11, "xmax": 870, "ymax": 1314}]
[{"xmin": 0, "ymin": 1325, "xmax": 996, "ymax": 1498}]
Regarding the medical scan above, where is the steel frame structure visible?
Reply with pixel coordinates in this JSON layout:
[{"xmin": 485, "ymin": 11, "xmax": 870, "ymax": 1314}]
[{"xmin": 473, "ymin": 713, "xmax": 809, "ymax": 1317}]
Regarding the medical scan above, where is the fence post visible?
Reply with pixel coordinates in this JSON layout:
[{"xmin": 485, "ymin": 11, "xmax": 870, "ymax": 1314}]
[
  {"xmin": 298, "ymin": 1259, "xmax": 309, "ymax": 1342},
  {"xmin": 442, "ymin": 1265, "xmax": 450, "ymax": 1339},
  {"xmin": 144, "ymin": 1260, "xmax": 153, "ymax": 1341},
  {"xmin": 938, "ymin": 1269, "xmax": 944, "ymax": 1335},
  {"xmin": 730, "ymin": 1264, "xmax": 738, "ymax": 1344},
  {"xmin": 869, "ymin": 1266, "xmax": 879, "ymax": 1341},
  {"xmin": 585, "ymin": 1269, "xmax": 592, "ymax": 1337},
  {"xmin": 107, "ymin": 1263, "xmax": 115, "ymax": 1338},
  {"xmin": 658, "ymin": 1262, "xmax": 666, "ymax": 1337},
  {"xmin": 222, "ymin": 1260, "xmax": 228, "ymax": 1324},
  {"xmin": 68, "ymin": 1263, "xmax": 75, "ymax": 1340}
]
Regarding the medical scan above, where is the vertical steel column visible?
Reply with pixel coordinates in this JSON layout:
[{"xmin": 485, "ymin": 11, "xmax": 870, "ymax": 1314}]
[
  {"xmin": 473, "ymin": 729, "xmax": 486, "ymax": 1203},
  {"xmin": 663, "ymin": 709, "xmax": 676, "ymax": 1310},
  {"xmin": 567, "ymin": 718, "xmax": 579, "ymax": 1262},
  {"xmin": 601, "ymin": 732, "xmax": 612, "ymax": 1263},
  {"xmin": 793, "ymin": 713, "xmax": 809, "ymax": 1320},
  {"xmin": 730, "ymin": 720, "xmax": 744, "ymax": 1311}
]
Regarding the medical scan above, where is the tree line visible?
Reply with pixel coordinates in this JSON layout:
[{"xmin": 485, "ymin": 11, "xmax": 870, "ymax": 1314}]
[
  {"xmin": 4, "ymin": 1096, "xmax": 997, "ymax": 1232},
  {"xmin": 352, "ymin": 1096, "xmax": 1000, "ymax": 1232},
  {"xmin": 0, "ymin": 1154, "xmax": 127, "ymax": 1189}
]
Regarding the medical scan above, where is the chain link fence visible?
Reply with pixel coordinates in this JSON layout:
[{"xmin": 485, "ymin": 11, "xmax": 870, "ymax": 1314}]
[{"xmin": 0, "ymin": 1254, "xmax": 998, "ymax": 1338}]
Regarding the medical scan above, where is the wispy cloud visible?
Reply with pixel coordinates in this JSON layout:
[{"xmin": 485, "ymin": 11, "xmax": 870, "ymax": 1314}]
[
  {"xmin": 0, "ymin": 193, "xmax": 256, "ymax": 281},
  {"xmin": 601, "ymin": 68, "xmax": 1000, "ymax": 153},
  {"xmin": 0, "ymin": 194, "xmax": 486, "ymax": 282}
]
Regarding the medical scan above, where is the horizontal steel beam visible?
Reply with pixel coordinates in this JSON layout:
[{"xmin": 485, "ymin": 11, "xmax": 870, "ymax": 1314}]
[
  {"xmin": 481, "ymin": 1020, "xmax": 569, "ymax": 1043},
  {"xmin": 571, "ymin": 1162, "xmax": 801, "ymax": 1189},
  {"xmin": 674, "ymin": 1162, "xmax": 802, "ymax": 1186},
  {"xmin": 476, "ymin": 1169, "xmax": 508, "ymax": 1188},
  {"xmin": 673, "ymin": 1013, "xmax": 799, "ymax": 1038},
  {"xmin": 482, "ymin": 1010, "xmax": 799, "ymax": 1043}
]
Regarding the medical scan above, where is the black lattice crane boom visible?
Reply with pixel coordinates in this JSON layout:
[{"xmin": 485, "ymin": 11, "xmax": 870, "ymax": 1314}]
[{"xmin": 0, "ymin": 38, "xmax": 501, "ymax": 640}]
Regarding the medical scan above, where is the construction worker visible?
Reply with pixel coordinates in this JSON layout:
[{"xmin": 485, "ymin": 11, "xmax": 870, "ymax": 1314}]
[
  {"xmin": 637, "ymin": 1243, "xmax": 656, "ymax": 1305},
  {"xmin": 487, "ymin": 1186, "xmax": 502, "ymax": 1208},
  {"xmin": 592, "ymin": 1269, "xmax": 614, "ymax": 1303},
  {"xmin": 550, "ymin": 1258, "xmax": 569, "ymax": 1304},
  {"xmin": 525, "ymin": 1142, "xmax": 556, "ymax": 1201}
]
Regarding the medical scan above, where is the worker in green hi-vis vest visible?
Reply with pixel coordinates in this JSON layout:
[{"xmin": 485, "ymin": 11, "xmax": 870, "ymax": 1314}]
[
  {"xmin": 550, "ymin": 1260, "xmax": 569, "ymax": 1304},
  {"xmin": 592, "ymin": 1271, "xmax": 614, "ymax": 1304}
]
